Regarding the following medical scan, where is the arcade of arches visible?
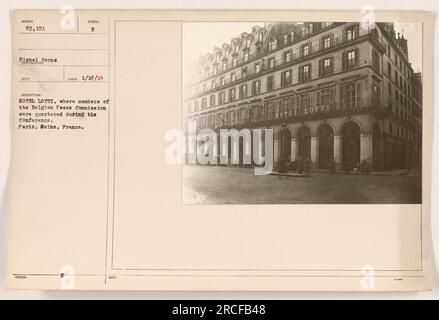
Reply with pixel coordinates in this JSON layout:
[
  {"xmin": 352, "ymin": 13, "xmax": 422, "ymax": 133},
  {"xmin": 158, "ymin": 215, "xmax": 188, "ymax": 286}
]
[
  {"xmin": 277, "ymin": 121, "xmax": 412, "ymax": 171},
  {"xmin": 193, "ymin": 120, "xmax": 413, "ymax": 171}
]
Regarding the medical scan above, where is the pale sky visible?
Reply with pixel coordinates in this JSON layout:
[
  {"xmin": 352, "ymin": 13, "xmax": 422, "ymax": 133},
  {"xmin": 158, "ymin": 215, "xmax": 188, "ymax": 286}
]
[
  {"xmin": 394, "ymin": 22, "xmax": 422, "ymax": 72},
  {"xmin": 182, "ymin": 21, "xmax": 422, "ymax": 73}
]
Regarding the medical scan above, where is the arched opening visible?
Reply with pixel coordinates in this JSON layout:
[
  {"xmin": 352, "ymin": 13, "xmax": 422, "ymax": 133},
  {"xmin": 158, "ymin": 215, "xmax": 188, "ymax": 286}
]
[
  {"xmin": 279, "ymin": 128, "xmax": 292, "ymax": 161},
  {"xmin": 373, "ymin": 123, "xmax": 384, "ymax": 171},
  {"xmin": 239, "ymin": 139, "xmax": 243, "ymax": 166},
  {"xmin": 341, "ymin": 121, "xmax": 360, "ymax": 171},
  {"xmin": 297, "ymin": 126, "xmax": 311, "ymax": 161},
  {"xmin": 318, "ymin": 124, "xmax": 334, "ymax": 169}
]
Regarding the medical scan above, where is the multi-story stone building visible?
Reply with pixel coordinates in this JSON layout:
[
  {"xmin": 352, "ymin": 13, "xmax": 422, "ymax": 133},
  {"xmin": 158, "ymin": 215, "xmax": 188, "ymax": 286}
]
[{"xmin": 183, "ymin": 22, "xmax": 421, "ymax": 171}]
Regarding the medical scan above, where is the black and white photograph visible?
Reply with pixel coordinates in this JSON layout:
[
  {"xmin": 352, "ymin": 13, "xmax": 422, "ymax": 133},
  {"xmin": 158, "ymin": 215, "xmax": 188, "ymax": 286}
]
[{"xmin": 182, "ymin": 21, "xmax": 423, "ymax": 204}]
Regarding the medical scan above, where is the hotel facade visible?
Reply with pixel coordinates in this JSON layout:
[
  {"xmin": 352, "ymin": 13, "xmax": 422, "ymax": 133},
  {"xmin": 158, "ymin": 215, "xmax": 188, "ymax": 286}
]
[{"xmin": 183, "ymin": 22, "xmax": 421, "ymax": 171}]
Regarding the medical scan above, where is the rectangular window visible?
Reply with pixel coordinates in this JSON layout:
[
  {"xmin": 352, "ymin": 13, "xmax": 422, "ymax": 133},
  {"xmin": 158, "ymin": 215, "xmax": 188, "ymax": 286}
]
[
  {"xmin": 372, "ymin": 50, "xmax": 380, "ymax": 72},
  {"xmin": 267, "ymin": 75, "xmax": 274, "ymax": 91},
  {"xmin": 322, "ymin": 35, "xmax": 332, "ymax": 49},
  {"xmin": 268, "ymin": 57, "xmax": 275, "ymax": 68},
  {"xmin": 298, "ymin": 93, "xmax": 311, "ymax": 110},
  {"xmin": 281, "ymin": 70, "xmax": 292, "ymax": 87},
  {"xmin": 201, "ymin": 97, "xmax": 207, "ymax": 109},
  {"xmin": 317, "ymin": 88, "xmax": 334, "ymax": 107},
  {"xmin": 302, "ymin": 24, "xmax": 313, "ymax": 37},
  {"xmin": 387, "ymin": 62, "xmax": 391, "ymax": 77},
  {"xmin": 232, "ymin": 58, "xmax": 237, "ymax": 67},
  {"xmin": 299, "ymin": 64, "xmax": 311, "ymax": 82},
  {"xmin": 345, "ymin": 25, "xmax": 358, "ymax": 41},
  {"xmin": 343, "ymin": 49, "xmax": 359, "ymax": 70},
  {"xmin": 319, "ymin": 57, "xmax": 333, "ymax": 77},
  {"xmin": 283, "ymin": 34, "xmax": 289, "ymax": 45},
  {"xmin": 284, "ymin": 51, "xmax": 292, "ymax": 63},
  {"xmin": 269, "ymin": 40, "xmax": 277, "ymax": 51},
  {"xmin": 244, "ymin": 52, "xmax": 249, "ymax": 62},
  {"xmin": 372, "ymin": 83, "xmax": 381, "ymax": 105},
  {"xmin": 252, "ymin": 80, "xmax": 261, "ymax": 95},
  {"xmin": 302, "ymin": 43, "xmax": 310, "ymax": 56},
  {"xmin": 255, "ymin": 63, "xmax": 261, "ymax": 73},
  {"xmin": 347, "ymin": 50, "xmax": 356, "ymax": 67},
  {"xmin": 218, "ymin": 91, "xmax": 225, "ymax": 105},
  {"xmin": 239, "ymin": 84, "xmax": 248, "ymax": 98},
  {"xmin": 231, "ymin": 73, "xmax": 236, "ymax": 82},
  {"xmin": 229, "ymin": 88, "xmax": 236, "ymax": 102},
  {"xmin": 340, "ymin": 82, "xmax": 361, "ymax": 108}
]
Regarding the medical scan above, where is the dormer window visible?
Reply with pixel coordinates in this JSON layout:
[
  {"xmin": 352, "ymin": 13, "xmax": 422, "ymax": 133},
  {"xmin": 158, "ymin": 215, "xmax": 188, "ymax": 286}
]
[
  {"xmin": 283, "ymin": 34, "xmax": 289, "ymax": 45},
  {"xmin": 269, "ymin": 40, "xmax": 277, "ymax": 51},
  {"xmin": 258, "ymin": 33, "xmax": 263, "ymax": 42},
  {"xmin": 232, "ymin": 58, "xmax": 237, "ymax": 67},
  {"xmin": 246, "ymin": 39, "xmax": 251, "ymax": 48},
  {"xmin": 302, "ymin": 24, "xmax": 313, "ymax": 37},
  {"xmin": 244, "ymin": 52, "xmax": 249, "ymax": 62},
  {"xmin": 346, "ymin": 25, "xmax": 357, "ymax": 41},
  {"xmin": 222, "ymin": 62, "xmax": 227, "ymax": 71}
]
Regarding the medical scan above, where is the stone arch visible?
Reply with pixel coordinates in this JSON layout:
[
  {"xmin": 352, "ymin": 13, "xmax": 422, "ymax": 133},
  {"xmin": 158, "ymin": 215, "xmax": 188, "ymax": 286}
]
[
  {"xmin": 317, "ymin": 123, "xmax": 335, "ymax": 170},
  {"xmin": 340, "ymin": 121, "xmax": 361, "ymax": 171},
  {"xmin": 335, "ymin": 118, "xmax": 364, "ymax": 135},
  {"xmin": 278, "ymin": 127, "xmax": 292, "ymax": 162},
  {"xmin": 296, "ymin": 126, "xmax": 312, "ymax": 160},
  {"xmin": 292, "ymin": 124, "xmax": 312, "ymax": 138}
]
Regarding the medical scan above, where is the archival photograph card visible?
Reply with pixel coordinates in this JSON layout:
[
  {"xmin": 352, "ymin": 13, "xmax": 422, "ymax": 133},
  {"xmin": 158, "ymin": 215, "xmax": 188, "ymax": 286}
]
[{"xmin": 6, "ymin": 10, "xmax": 432, "ymax": 291}]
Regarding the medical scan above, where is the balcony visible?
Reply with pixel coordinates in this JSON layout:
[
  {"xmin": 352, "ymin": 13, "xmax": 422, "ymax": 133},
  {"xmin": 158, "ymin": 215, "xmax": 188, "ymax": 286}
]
[{"xmin": 194, "ymin": 97, "xmax": 387, "ymax": 131}]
